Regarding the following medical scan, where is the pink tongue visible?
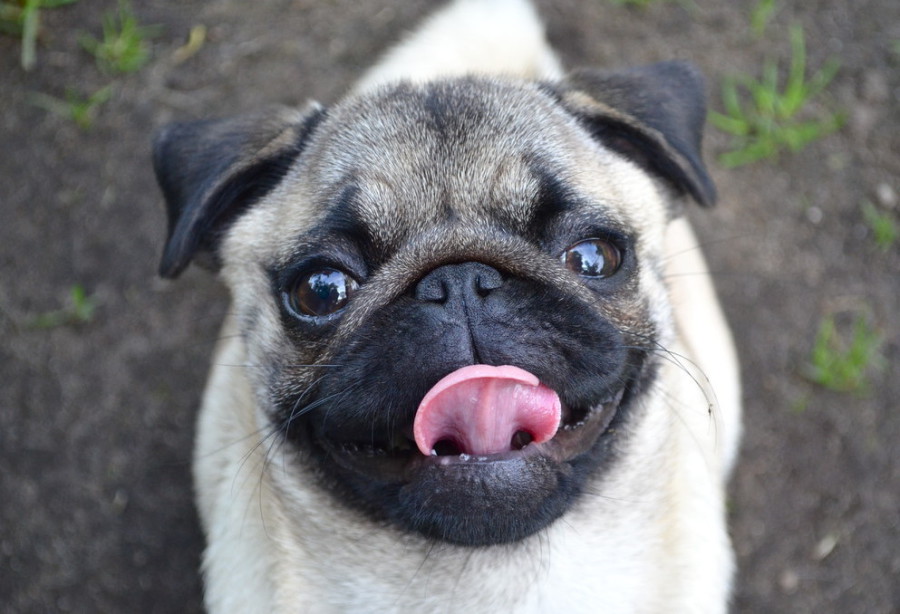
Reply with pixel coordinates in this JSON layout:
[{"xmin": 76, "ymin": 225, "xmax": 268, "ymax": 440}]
[{"xmin": 413, "ymin": 365, "xmax": 561, "ymax": 457}]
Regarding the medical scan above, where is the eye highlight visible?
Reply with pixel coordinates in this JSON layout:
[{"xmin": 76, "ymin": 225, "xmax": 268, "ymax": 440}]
[
  {"xmin": 562, "ymin": 238, "xmax": 622, "ymax": 279},
  {"xmin": 285, "ymin": 268, "xmax": 359, "ymax": 318}
]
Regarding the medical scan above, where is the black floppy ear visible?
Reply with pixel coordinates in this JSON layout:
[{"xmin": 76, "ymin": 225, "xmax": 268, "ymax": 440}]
[
  {"xmin": 557, "ymin": 61, "xmax": 716, "ymax": 207},
  {"xmin": 152, "ymin": 104, "xmax": 327, "ymax": 278}
]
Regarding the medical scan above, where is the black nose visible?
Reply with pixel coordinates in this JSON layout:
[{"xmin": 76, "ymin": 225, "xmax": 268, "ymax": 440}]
[{"xmin": 414, "ymin": 262, "xmax": 504, "ymax": 303}]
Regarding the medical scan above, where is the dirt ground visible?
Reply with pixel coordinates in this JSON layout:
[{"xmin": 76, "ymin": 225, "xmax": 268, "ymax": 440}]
[{"xmin": 1, "ymin": 0, "xmax": 897, "ymax": 612}]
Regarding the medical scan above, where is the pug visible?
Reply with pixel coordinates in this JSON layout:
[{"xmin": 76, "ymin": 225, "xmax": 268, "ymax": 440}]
[{"xmin": 152, "ymin": 0, "xmax": 741, "ymax": 612}]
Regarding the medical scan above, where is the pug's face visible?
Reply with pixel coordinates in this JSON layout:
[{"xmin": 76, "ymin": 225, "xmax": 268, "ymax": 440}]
[{"xmin": 154, "ymin": 66, "xmax": 714, "ymax": 546}]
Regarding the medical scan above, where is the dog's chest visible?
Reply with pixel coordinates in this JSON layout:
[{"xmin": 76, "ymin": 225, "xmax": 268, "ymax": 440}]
[{"xmin": 273, "ymin": 509, "xmax": 668, "ymax": 614}]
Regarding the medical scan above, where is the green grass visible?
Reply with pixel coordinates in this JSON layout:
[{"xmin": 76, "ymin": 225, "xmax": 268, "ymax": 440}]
[
  {"xmin": 790, "ymin": 395, "xmax": 811, "ymax": 414},
  {"xmin": 750, "ymin": 0, "xmax": 776, "ymax": 37},
  {"xmin": 862, "ymin": 202, "xmax": 897, "ymax": 252},
  {"xmin": 29, "ymin": 285, "xmax": 97, "ymax": 329},
  {"xmin": 28, "ymin": 85, "xmax": 113, "ymax": 130},
  {"xmin": 0, "ymin": 0, "xmax": 78, "ymax": 71},
  {"xmin": 710, "ymin": 25, "xmax": 844, "ymax": 168},
  {"xmin": 79, "ymin": 0, "xmax": 160, "ymax": 74},
  {"xmin": 171, "ymin": 23, "xmax": 206, "ymax": 64},
  {"xmin": 806, "ymin": 313, "xmax": 884, "ymax": 394}
]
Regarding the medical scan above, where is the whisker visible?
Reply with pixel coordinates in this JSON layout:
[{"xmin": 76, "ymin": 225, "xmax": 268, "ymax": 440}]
[
  {"xmin": 626, "ymin": 332, "xmax": 723, "ymax": 457},
  {"xmin": 662, "ymin": 269, "xmax": 752, "ymax": 280},
  {"xmin": 660, "ymin": 232, "xmax": 755, "ymax": 264},
  {"xmin": 213, "ymin": 362, "xmax": 344, "ymax": 370}
]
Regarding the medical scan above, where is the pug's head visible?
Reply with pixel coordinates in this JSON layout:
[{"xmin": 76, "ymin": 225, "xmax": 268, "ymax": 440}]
[{"xmin": 153, "ymin": 62, "xmax": 714, "ymax": 546}]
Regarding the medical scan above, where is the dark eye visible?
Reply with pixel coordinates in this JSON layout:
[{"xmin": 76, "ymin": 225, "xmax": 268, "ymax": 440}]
[
  {"xmin": 562, "ymin": 238, "xmax": 622, "ymax": 278},
  {"xmin": 286, "ymin": 268, "xmax": 359, "ymax": 317}
]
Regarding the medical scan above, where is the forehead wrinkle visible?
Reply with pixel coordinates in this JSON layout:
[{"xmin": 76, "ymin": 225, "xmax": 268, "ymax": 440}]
[
  {"xmin": 351, "ymin": 171, "xmax": 441, "ymax": 252},
  {"xmin": 305, "ymin": 78, "xmax": 599, "ymax": 258},
  {"xmin": 338, "ymin": 143, "xmax": 567, "ymax": 264},
  {"xmin": 463, "ymin": 154, "xmax": 541, "ymax": 232},
  {"xmin": 349, "ymin": 145, "xmax": 512, "ymax": 244}
]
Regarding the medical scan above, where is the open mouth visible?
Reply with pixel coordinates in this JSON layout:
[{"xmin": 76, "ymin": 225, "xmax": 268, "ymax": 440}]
[
  {"xmin": 301, "ymin": 359, "xmax": 639, "ymax": 546},
  {"xmin": 322, "ymin": 364, "xmax": 624, "ymax": 480}
]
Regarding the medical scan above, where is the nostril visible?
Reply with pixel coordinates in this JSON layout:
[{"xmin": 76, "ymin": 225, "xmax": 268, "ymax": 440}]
[
  {"xmin": 414, "ymin": 262, "xmax": 503, "ymax": 303},
  {"xmin": 432, "ymin": 439, "xmax": 462, "ymax": 456},
  {"xmin": 475, "ymin": 268, "xmax": 503, "ymax": 296},
  {"xmin": 510, "ymin": 430, "xmax": 533, "ymax": 450},
  {"xmin": 415, "ymin": 277, "xmax": 448, "ymax": 303}
]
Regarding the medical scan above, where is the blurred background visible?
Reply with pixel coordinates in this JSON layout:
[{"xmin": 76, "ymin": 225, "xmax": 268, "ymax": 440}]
[{"xmin": 1, "ymin": 0, "xmax": 897, "ymax": 611}]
